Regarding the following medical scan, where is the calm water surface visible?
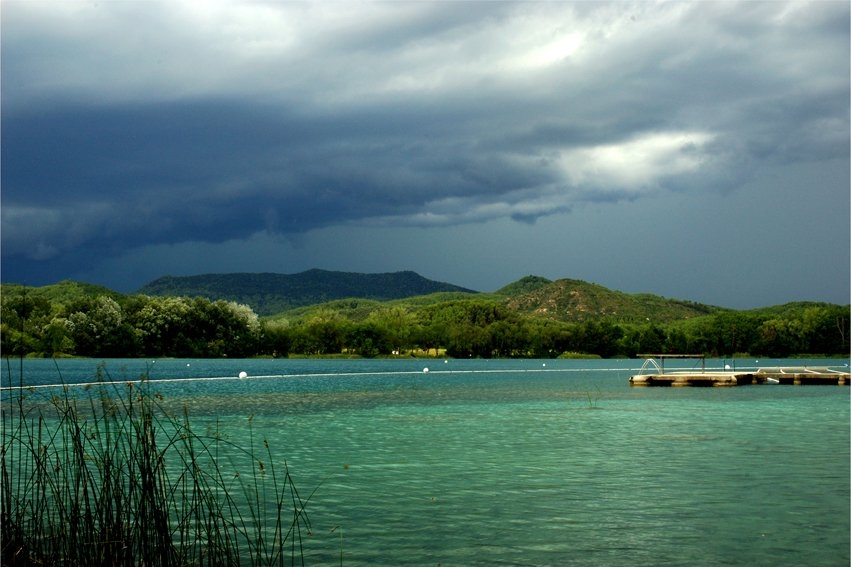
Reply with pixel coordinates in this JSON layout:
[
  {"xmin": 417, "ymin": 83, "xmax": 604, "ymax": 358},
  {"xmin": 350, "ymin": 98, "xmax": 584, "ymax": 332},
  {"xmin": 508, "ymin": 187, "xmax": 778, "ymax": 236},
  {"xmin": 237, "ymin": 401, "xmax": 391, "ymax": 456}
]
[{"xmin": 4, "ymin": 357, "xmax": 849, "ymax": 566}]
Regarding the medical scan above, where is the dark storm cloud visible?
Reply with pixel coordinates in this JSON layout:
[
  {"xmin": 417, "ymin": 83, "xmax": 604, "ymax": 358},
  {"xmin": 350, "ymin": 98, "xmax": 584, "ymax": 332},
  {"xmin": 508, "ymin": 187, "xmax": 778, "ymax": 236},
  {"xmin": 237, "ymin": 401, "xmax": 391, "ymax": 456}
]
[
  {"xmin": 2, "ymin": 94, "xmax": 566, "ymax": 258},
  {"xmin": 1, "ymin": 0, "xmax": 848, "ymax": 304}
]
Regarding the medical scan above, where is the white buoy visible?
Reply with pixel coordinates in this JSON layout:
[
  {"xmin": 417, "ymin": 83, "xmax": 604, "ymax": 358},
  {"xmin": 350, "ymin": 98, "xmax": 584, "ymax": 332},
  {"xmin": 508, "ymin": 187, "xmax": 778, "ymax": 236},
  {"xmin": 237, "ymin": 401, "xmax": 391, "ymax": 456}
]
[
  {"xmin": 423, "ymin": 367, "xmax": 429, "ymax": 374},
  {"xmin": 239, "ymin": 371, "xmax": 248, "ymax": 379}
]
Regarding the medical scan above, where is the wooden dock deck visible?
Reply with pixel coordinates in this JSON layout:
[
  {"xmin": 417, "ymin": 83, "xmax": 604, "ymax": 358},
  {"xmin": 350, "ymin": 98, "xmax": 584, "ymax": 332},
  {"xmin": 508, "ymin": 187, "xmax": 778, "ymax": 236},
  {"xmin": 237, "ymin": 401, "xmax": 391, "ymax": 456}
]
[
  {"xmin": 630, "ymin": 371, "xmax": 756, "ymax": 387},
  {"xmin": 629, "ymin": 356, "xmax": 850, "ymax": 387},
  {"xmin": 754, "ymin": 366, "xmax": 850, "ymax": 385}
]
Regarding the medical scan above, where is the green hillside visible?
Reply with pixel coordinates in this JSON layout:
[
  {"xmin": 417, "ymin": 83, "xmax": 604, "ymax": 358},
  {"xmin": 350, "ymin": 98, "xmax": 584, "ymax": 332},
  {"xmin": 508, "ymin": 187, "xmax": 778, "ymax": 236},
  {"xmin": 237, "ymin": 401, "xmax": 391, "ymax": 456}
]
[
  {"xmin": 138, "ymin": 269, "xmax": 477, "ymax": 315},
  {"xmin": 262, "ymin": 274, "xmax": 724, "ymax": 327},
  {"xmin": 504, "ymin": 278, "xmax": 724, "ymax": 324},
  {"xmin": 495, "ymin": 275, "xmax": 553, "ymax": 296},
  {"xmin": 269, "ymin": 292, "xmax": 485, "ymax": 323},
  {"xmin": 1, "ymin": 280, "xmax": 121, "ymax": 311}
]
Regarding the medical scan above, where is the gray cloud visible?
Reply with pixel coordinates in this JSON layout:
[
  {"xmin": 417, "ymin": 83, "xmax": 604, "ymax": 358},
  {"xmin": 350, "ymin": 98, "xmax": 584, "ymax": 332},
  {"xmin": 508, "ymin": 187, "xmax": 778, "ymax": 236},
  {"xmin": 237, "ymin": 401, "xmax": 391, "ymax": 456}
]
[{"xmin": 2, "ymin": 1, "xmax": 848, "ymax": 306}]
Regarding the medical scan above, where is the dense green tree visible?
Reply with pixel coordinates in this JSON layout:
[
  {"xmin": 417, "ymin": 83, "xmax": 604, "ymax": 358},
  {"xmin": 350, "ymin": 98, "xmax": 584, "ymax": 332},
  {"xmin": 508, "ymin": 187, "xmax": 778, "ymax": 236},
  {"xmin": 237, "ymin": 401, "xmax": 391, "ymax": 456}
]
[
  {"xmin": 619, "ymin": 328, "xmax": 641, "ymax": 359},
  {"xmin": 132, "ymin": 296, "xmax": 194, "ymax": 356},
  {"xmin": 801, "ymin": 305, "xmax": 849, "ymax": 355},
  {"xmin": 258, "ymin": 321, "xmax": 291, "ymax": 357},
  {"xmin": 0, "ymin": 327, "xmax": 39, "ymax": 357},
  {"xmin": 488, "ymin": 319, "xmax": 524, "ymax": 357},
  {"xmin": 530, "ymin": 320, "xmax": 576, "ymax": 357},
  {"xmin": 367, "ymin": 307, "xmax": 415, "ymax": 353},
  {"xmin": 1, "ymin": 292, "xmax": 53, "ymax": 355},
  {"xmin": 64, "ymin": 296, "xmax": 138, "ymax": 357},
  {"xmin": 577, "ymin": 321, "xmax": 623, "ymax": 358},
  {"xmin": 708, "ymin": 312, "xmax": 762, "ymax": 356},
  {"xmin": 445, "ymin": 322, "xmax": 490, "ymax": 358},
  {"xmin": 346, "ymin": 321, "xmax": 392, "ymax": 357},
  {"xmin": 752, "ymin": 318, "xmax": 803, "ymax": 357},
  {"xmin": 411, "ymin": 320, "xmax": 443, "ymax": 356},
  {"xmin": 638, "ymin": 325, "xmax": 667, "ymax": 355},
  {"xmin": 39, "ymin": 318, "xmax": 75, "ymax": 355},
  {"xmin": 122, "ymin": 296, "xmax": 260, "ymax": 357},
  {"xmin": 666, "ymin": 328, "xmax": 690, "ymax": 354},
  {"xmin": 290, "ymin": 310, "xmax": 348, "ymax": 355}
]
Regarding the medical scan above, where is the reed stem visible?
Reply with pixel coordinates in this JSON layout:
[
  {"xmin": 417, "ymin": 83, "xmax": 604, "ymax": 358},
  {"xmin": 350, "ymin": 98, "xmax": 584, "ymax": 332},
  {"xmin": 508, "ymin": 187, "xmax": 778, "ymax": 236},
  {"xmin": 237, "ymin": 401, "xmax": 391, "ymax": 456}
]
[{"xmin": 1, "ymin": 363, "xmax": 313, "ymax": 566}]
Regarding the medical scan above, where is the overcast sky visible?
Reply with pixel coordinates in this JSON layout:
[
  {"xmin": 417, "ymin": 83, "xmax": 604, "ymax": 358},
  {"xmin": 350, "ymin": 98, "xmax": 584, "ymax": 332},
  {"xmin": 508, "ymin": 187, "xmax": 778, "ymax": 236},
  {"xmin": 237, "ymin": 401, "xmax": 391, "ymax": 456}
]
[{"xmin": 2, "ymin": 1, "xmax": 849, "ymax": 309}]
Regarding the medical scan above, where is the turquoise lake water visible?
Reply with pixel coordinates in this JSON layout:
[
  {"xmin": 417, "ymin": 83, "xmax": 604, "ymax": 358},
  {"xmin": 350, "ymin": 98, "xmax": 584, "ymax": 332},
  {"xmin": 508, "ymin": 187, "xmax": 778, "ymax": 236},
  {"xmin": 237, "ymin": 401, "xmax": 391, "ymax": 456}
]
[{"xmin": 4, "ymin": 357, "xmax": 849, "ymax": 566}]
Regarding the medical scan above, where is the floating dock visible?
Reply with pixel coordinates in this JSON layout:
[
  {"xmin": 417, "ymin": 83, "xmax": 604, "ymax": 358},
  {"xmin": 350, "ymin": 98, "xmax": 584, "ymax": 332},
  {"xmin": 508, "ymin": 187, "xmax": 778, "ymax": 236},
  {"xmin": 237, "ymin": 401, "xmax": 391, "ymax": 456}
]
[
  {"xmin": 753, "ymin": 366, "xmax": 850, "ymax": 386},
  {"xmin": 630, "ymin": 371, "xmax": 755, "ymax": 387},
  {"xmin": 629, "ymin": 355, "xmax": 850, "ymax": 387}
]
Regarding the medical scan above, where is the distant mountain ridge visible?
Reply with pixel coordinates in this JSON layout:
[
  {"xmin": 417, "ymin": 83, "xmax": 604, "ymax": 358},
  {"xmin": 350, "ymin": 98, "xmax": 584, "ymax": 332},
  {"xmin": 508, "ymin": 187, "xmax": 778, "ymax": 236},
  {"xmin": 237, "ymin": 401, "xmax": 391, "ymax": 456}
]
[
  {"xmin": 137, "ymin": 269, "xmax": 477, "ymax": 315},
  {"xmin": 4, "ymin": 272, "xmax": 843, "ymax": 328}
]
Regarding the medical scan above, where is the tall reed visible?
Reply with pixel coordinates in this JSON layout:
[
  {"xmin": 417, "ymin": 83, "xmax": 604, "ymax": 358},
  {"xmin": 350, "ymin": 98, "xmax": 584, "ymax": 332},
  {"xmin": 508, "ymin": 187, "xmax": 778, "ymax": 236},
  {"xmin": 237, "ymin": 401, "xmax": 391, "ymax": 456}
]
[{"xmin": 1, "ymin": 362, "xmax": 313, "ymax": 566}]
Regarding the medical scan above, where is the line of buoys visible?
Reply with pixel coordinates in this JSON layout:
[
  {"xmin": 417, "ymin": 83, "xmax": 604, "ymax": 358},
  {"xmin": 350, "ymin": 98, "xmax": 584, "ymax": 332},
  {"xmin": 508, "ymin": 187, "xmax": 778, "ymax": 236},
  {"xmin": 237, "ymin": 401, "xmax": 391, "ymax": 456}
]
[
  {"xmin": 2, "ymin": 367, "xmax": 630, "ymax": 390},
  {"xmin": 5, "ymin": 364, "xmax": 776, "ymax": 391}
]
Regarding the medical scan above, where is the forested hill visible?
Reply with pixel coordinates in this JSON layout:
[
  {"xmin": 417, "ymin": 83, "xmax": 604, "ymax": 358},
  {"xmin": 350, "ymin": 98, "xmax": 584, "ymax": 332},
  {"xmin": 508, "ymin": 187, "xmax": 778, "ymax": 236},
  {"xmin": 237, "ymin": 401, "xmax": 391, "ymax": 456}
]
[
  {"xmin": 2, "ymin": 275, "xmax": 848, "ymax": 358},
  {"xmin": 137, "ymin": 269, "xmax": 477, "ymax": 315},
  {"xmin": 502, "ymin": 278, "xmax": 724, "ymax": 324}
]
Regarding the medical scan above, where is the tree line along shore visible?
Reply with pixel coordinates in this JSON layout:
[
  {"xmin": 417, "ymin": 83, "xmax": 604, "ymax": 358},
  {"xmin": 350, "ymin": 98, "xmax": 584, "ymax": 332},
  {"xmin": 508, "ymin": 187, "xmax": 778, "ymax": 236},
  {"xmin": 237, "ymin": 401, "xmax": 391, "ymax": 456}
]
[{"xmin": 2, "ymin": 282, "xmax": 847, "ymax": 359}]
